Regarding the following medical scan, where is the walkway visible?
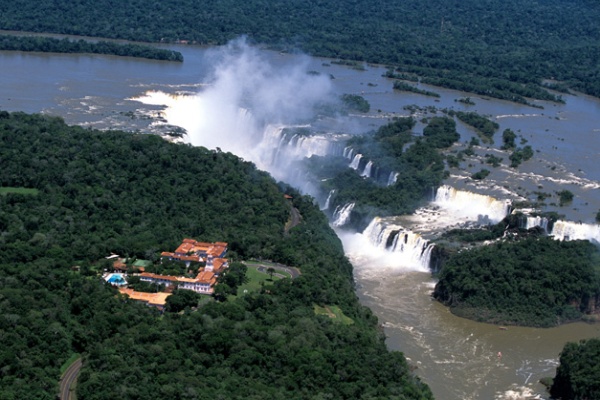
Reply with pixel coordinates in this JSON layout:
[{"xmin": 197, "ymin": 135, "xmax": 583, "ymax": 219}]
[{"xmin": 59, "ymin": 357, "xmax": 82, "ymax": 400}]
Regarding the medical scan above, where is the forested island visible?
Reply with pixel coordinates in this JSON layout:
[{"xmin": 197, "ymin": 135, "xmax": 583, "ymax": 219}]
[
  {"xmin": 433, "ymin": 233, "xmax": 600, "ymax": 327},
  {"xmin": 0, "ymin": 34, "xmax": 183, "ymax": 61},
  {"xmin": 1, "ymin": 0, "xmax": 599, "ymax": 101},
  {"xmin": 0, "ymin": 111, "xmax": 432, "ymax": 399}
]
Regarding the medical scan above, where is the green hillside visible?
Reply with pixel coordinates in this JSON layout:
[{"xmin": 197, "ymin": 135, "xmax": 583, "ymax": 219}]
[{"xmin": 0, "ymin": 111, "xmax": 432, "ymax": 399}]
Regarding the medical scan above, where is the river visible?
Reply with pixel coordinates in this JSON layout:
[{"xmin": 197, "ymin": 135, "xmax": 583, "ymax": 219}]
[{"xmin": 2, "ymin": 41, "xmax": 599, "ymax": 399}]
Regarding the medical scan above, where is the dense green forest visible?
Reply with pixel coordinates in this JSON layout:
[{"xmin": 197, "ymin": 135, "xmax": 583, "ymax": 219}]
[
  {"xmin": 0, "ymin": 34, "xmax": 183, "ymax": 61},
  {"xmin": 433, "ymin": 236, "xmax": 600, "ymax": 327},
  {"xmin": 310, "ymin": 117, "xmax": 456, "ymax": 229},
  {"xmin": 0, "ymin": 111, "xmax": 432, "ymax": 399},
  {"xmin": 550, "ymin": 338, "xmax": 600, "ymax": 400},
  {"xmin": 1, "ymin": 0, "xmax": 599, "ymax": 100}
]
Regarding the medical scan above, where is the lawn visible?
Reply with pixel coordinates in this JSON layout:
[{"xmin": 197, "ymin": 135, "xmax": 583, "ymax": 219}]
[
  {"xmin": 236, "ymin": 266, "xmax": 280, "ymax": 295},
  {"xmin": 0, "ymin": 187, "xmax": 39, "ymax": 196},
  {"xmin": 314, "ymin": 304, "xmax": 354, "ymax": 325}
]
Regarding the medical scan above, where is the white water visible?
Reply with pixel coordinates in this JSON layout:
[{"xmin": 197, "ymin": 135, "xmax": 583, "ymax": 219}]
[
  {"xmin": 387, "ymin": 171, "xmax": 399, "ymax": 186},
  {"xmin": 332, "ymin": 203, "xmax": 355, "ymax": 227},
  {"xmin": 361, "ymin": 160, "xmax": 373, "ymax": 178},
  {"xmin": 322, "ymin": 189, "xmax": 335, "ymax": 211},
  {"xmin": 550, "ymin": 220, "xmax": 600, "ymax": 243},
  {"xmin": 361, "ymin": 217, "xmax": 433, "ymax": 271},
  {"xmin": 349, "ymin": 153, "xmax": 363, "ymax": 170},
  {"xmin": 434, "ymin": 185, "xmax": 511, "ymax": 225}
]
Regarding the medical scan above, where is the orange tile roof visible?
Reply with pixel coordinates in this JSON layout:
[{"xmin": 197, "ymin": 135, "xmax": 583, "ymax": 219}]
[
  {"xmin": 140, "ymin": 272, "xmax": 178, "ymax": 282},
  {"xmin": 119, "ymin": 288, "xmax": 170, "ymax": 306},
  {"xmin": 195, "ymin": 270, "xmax": 216, "ymax": 284}
]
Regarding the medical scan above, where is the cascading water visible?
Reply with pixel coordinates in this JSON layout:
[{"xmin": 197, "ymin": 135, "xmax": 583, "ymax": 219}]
[
  {"xmin": 343, "ymin": 146, "xmax": 353, "ymax": 159},
  {"xmin": 322, "ymin": 189, "xmax": 335, "ymax": 210},
  {"xmin": 349, "ymin": 154, "xmax": 363, "ymax": 170},
  {"xmin": 433, "ymin": 185, "xmax": 511, "ymax": 225},
  {"xmin": 525, "ymin": 215, "xmax": 551, "ymax": 233},
  {"xmin": 332, "ymin": 203, "xmax": 355, "ymax": 227},
  {"xmin": 362, "ymin": 217, "xmax": 433, "ymax": 271},
  {"xmin": 387, "ymin": 172, "xmax": 399, "ymax": 186},
  {"xmin": 361, "ymin": 161, "xmax": 373, "ymax": 178},
  {"xmin": 550, "ymin": 220, "xmax": 600, "ymax": 243}
]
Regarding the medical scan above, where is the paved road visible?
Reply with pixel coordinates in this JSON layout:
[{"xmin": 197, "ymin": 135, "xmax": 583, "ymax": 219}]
[
  {"xmin": 60, "ymin": 358, "xmax": 82, "ymax": 400},
  {"xmin": 246, "ymin": 262, "xmax": 300, "ymax": 279}
]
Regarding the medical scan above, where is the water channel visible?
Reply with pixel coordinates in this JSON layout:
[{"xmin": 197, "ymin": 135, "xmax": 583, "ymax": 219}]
[{"xmin": 2, "ymin": 41, "xmax": 599, "ymax": 399}]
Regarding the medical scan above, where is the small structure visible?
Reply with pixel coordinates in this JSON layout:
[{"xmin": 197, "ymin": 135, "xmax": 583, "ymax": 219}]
[
  {"xmin": 104, "ymin": 273, "xmax": 128, "ymax": 287},
  {"xmin": 118, "ymin": 288, "xmax": 170, "ymax": 310}
]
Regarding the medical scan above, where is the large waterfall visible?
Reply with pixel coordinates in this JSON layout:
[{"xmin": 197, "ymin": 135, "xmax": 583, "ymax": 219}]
[
  {"xmin": 433, "ymin": 185, "xmax": 510, "ymax": 225},
  {"xmin": 550, "ymin": 220, "xmax": 600, "ymax": 243},
  {"xmin": 358, "ymin": 217, "xmax": 433, "ymax": 271},
  {"xmin": 520, "ymin": 212, "xmax": 600, "ymax": 243}
]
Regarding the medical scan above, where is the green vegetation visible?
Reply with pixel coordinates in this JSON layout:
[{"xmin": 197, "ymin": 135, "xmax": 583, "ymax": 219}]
[
  {"xmin": 2, "ymin": 1, "xmax": 596, "ymax": 101},
  {"xmin": 0, "ymin": 34, "xmax": 183, "ymax": 61},
  {"xmin": 312, "ymin": 117, "xmax": 454, "ymax": 228},
  {"xmin": 433, "ymin": 237, "xmax": 600, "ymax": 327},
  {"xmin": 59, "ymin": 353, "xmax": 81, "ymax": 375},
  {"xmin": 484, "ymin": 154, "xmax": 503, "ymax": 168},
  {"xmin": 470, "ymin": 169, "xmax": 490, "ymax": 181},
  {"xmin": 340, "ymin": 93, "xmax": 370, "ymax": 113},
  {"xmin": 165, "ymin": 289, "xmax": 201, "ymax": 312},
  {"xmin": 456, "ymin": 97, "xmax": 475, "ymax": 105},
  {"xmin": 501, "ymin": 129, "xmax": 517, "ymax": 150},
  {"xmin": 314, "ymin": 305, "xmax": 354, "ymax": 325},
  {"xmin": 509, "ymin": 145, "xmax": 534, "ymax": 168},
  {"xmin": 0, "ymin": 186, "xmax": 39, "ymax": 196},
  {"xmin": 0, "ymin": 111, "xmax": 431, "ymax": 399},
  {"xmin": 393, "ymin": 81, "xmax": 440, "ymax": 98},
  {"xmin": 551, "ymin": 338, "xmax": 600, "ymax": 400},
  {"xmin": 422, "ymin": 116, "xmax": 460, "ymax": 149},
  {"xmin": 557, "ymin": 189, "xmax": 574, "ymax": 206},
  {"xmin": 453, "ymin": 111, "xmax": 499, "ymax": 143}
]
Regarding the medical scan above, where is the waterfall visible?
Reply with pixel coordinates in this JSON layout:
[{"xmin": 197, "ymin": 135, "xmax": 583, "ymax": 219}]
[
  {"xmin": 550, "ymin": 221, "xmax": 600, "ymax": 243},
  {"xmin": 349, "ymin": 154, "xmax": 363, "ymax": 170},
  {"xmin": 433, "ymin": 185, "xmax": 510, "ymax": 224},
  {"xmin": 361, "ymin": 161, "xmax": 373, "ymax": 178},
  {"xmin": 333, "ymin": 203, "xmax": 355, "ymax": 227},
  {"xmin": 387, "ymin": 171, "xmax": 399, "ymax": 186},
  {"xmin": 525, "ymin": 215, "xmax": 550, "ymax": 233},
  {"xmin": 362, "ymin": 217, "xmax": 433, "ymax": 271},
  {"xmin": 343, "ymin": 146, "xmax": 353, "ymax": 159},
  {"xmin": 322, "ymin": 189, "xmax": 335, "ymax": 210}
]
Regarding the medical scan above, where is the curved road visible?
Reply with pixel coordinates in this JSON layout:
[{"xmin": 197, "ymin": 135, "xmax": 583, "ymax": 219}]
[
  {"xmin": 247, "ymin": 262, "xmax": 301, "ymax": 279},
  {"xmin": 60, "ymin": 358, "xmax": 82, "ymax": 400}
]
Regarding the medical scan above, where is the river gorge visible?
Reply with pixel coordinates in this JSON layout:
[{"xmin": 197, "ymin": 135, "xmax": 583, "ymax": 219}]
[{"xmin": 2, "ymin": 40, "xmax": 600, "ymax": 399}]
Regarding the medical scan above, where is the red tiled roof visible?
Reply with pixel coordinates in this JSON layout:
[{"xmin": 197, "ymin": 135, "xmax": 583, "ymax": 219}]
[
  {"xmin": 140, "ymin": 272, "xmax": 178, "ymax": 282},
  {"xmin": 119, "ymin": 288, "xmax": 170, "ymax": 306}
]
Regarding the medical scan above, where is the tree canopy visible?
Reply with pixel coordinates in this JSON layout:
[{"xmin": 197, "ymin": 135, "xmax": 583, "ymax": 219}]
[
  {"xmin": 1, "ymin": 0, "xmax": 599, "ymax": 99},
  {"xmin": 433, "ymin": 236, "xmax": 600, "ymax": 327},
  {"xmin": 0, "ymin": 111, "xmax": 432, "ymax": 399}
]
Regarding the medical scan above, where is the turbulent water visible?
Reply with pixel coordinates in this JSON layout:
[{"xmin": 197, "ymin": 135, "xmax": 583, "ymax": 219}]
[{"xmin": 3, "ymin": 40, "xmax": 600, "ymax": 400}]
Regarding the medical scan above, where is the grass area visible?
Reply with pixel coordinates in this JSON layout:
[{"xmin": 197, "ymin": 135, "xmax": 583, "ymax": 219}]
[
  {"xmin": 314, "ymin": 304, "xmax": 354, "ymax": 325},
  {"xmin": 60, "ymin": 353, "xmax": 81, "ymax": 376},
  {"xmin": 244, "ymin": 261, "xmax": 294, "ymax": 279},
  {"xmin": 0, "ymin": 187, "xmax": 39, "ymax": 196},
  {"xmin": 236, "ymin": 266, "xmax": 282, "ymax": 295}
]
